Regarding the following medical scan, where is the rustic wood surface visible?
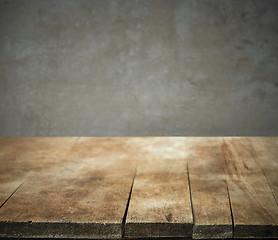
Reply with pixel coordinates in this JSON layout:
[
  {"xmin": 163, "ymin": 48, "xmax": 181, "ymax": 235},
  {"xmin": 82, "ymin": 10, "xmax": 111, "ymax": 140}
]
[
  {"xmin": 0, "ymin": 137, "xmax": 277, "ymax": 239},
  {"xmin": 0, "ymin": 137, "xmax": 76, "ymax": 206},
  {"xmin": 251, "ymin": 137, "xmax": 278, "ymax": 203},
  {"xmin": 125, "ymin": 138, "xmax": 193, "ymax": 238},
  {"xmin": 0, "ymin": 137, "xmax": 137, "ymax": 238},
  {"xmin": 222, "ymin": 137, "xmax": 278, "ymax": 238},
  {"xmin": 186, "ymin": 138, "xmax": 233, "ymax": 239}
]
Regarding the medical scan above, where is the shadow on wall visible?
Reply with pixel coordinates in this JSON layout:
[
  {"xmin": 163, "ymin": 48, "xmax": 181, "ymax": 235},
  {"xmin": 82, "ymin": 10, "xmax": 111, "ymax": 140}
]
[{"xmin": 0, "ymin": 0, "xmax": 278, "ymax": 136}]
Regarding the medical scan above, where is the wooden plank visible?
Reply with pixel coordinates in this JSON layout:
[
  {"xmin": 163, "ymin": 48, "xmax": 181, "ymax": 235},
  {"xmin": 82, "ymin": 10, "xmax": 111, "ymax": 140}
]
[
  {"xmin": 186, "ymin": 137, "xmax": 233, "ymax": 239},
  {"xmin": 0, "ymin": 137, "xmax": 137, "ymax": 239},
  {"xmin": 251, "ymin": 137, "xmax": 278, "ymax": 203},
  {"xmin": 125, "ymin": 137, "xmax": 193, "ymax": 238},
  {"xmin": 222, "ymin": 137, "xmax": 278, "ymax": 238},
  {"xmin": 0, "ymin": 137, "xmax": 76, "ymax": 207}
]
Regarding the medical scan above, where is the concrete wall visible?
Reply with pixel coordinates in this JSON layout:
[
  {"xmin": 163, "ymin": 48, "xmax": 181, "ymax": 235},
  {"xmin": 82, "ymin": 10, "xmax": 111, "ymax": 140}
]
[{"xmin": 0, "ymin": 0, "xmax": 278, "ymax": 136}]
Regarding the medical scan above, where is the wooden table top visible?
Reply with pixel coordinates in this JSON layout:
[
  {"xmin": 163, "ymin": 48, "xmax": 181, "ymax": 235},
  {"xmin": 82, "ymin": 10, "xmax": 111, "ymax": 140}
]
[{"xmin": 0, "ymin": 137, "xmax": 277, "ymax": 239}]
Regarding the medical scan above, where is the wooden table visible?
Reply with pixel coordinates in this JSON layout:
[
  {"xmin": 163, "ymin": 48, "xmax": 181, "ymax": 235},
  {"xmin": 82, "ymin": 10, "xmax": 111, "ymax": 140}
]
[{"xmin": 0, "ymin": 137, "xmax": 277, "ymax": 239}]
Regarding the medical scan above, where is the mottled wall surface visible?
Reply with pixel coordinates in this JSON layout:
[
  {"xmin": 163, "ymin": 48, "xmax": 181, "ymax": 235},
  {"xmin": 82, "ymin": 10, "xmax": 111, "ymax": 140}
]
[{"xmin": 0, "ymin": 0, "xmax": 278, "ymax": 136}]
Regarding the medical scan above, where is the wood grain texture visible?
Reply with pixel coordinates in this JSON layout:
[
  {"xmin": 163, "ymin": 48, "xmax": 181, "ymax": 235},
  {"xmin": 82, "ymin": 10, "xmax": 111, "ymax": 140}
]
[
  {"xmin": 0, "ymin": 137, "xmax": 137, "ymax": 239},
  {"xmin": 251, "ymin": 137, "xmax": 278, "ymax": 204},
  {"xmin": 125, "ymin": 138, "xmax": 193, "ymax": 238},
  {"xmin": 0, "ymin": 137, "xmax": 76, "ymax": 206},
  {"xmin": 222, "ymin": 137, "xmax": 278, "ymax": 238},
  {"xmin": 186, "ymin": 137, "xmax": 233, "ymax": 239}
]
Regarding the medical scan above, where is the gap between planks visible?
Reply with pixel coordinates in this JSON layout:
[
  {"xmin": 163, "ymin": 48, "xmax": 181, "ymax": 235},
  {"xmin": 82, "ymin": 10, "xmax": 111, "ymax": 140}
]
[
  {"xmin": 122, "ymin": 166, "xmax": 137, "ymax": 238},
  {"xmin": 186, "ymin": 162, "xmax": 195, "ymax": 226},
  {"xmin": 226, "ymin": 180, "xmax": 235, "ymax": 237},
  {"xmin": 0, "ymin": 182, "xmax": 24, "ymax": 209}
]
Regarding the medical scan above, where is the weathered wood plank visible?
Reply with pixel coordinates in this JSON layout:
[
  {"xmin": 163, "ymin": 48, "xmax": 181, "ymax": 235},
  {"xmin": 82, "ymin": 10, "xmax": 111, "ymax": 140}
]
[
  {"xmin": 125, "ymin": 137, "xmax": 193, "ymax": 238},
  {"xmin": 0, "ymin": 137, "xmax": 76, "ymax": 207},
  {"xmin": 251, "ymin": 137, "xmax": 278, "ymax": 203},
  {"xmin": 186, "ymin": 137, "xmax": 233, "ymax": 239},
  {"xmin": 222, "ymin": 137, "xmax": 278, "ymax": 238},
  {"xmin": 0, "ymin": 137, "xmax": 137, "ymax": 239}
]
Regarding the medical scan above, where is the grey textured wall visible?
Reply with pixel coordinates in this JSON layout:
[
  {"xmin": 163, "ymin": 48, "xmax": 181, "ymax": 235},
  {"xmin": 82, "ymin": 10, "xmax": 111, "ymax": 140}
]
[{"xmin": 0, "ymin": 0, "xmax": 278, "ymax": 136}]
